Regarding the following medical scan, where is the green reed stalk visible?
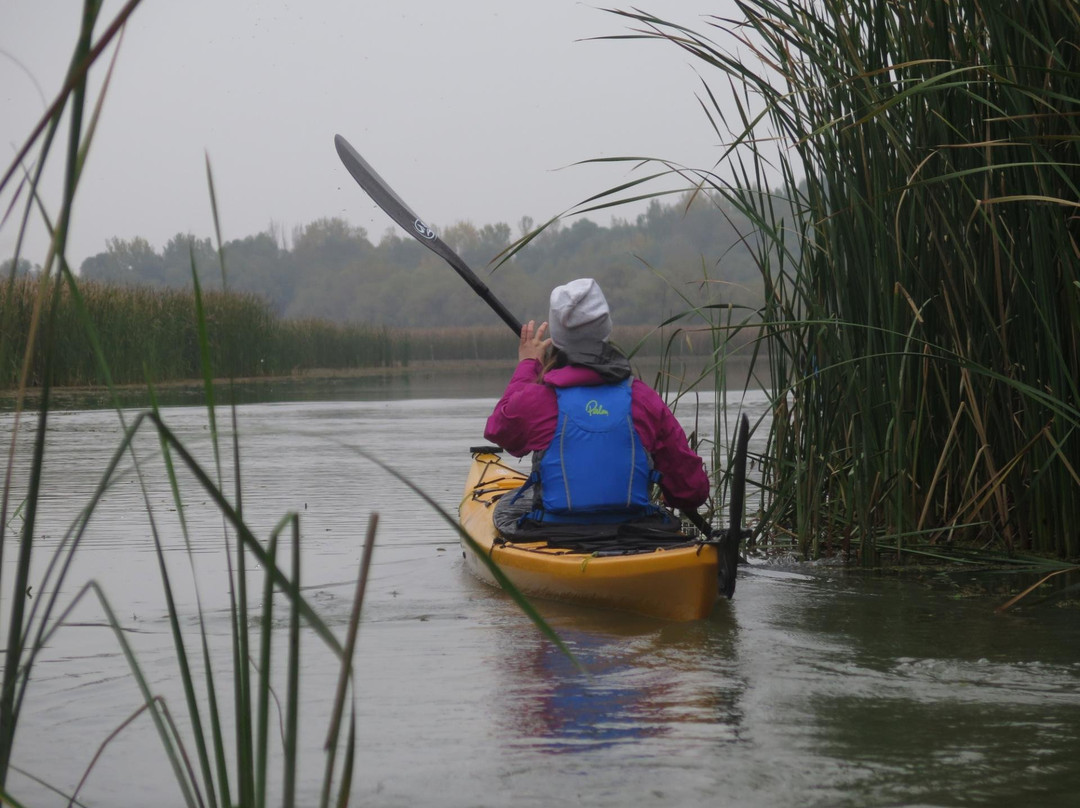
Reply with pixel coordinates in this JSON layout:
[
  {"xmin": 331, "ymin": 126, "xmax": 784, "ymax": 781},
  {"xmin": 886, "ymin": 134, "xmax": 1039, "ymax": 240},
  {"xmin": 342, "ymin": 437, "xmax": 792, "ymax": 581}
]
[
  {"xmin": 283, "ymin": 513, "xmax": 301, "ymax": 808},
  {"xmin": 147, "ymin": 379, "xmax": 226, "ymax": 808},
  {"xmin": 0, "ymin": 0, "xmax": 107, "ymax": 785},
  {"xmin": 320, "ymin": 513, "xmax": 377, "ymax": 808},
  {"xmin": 196, "ymin": 166, "xmax": 258, "ymax": 808},
  {"xmin": 254, "ymin": 526, "xmax": 279, "ymax": 808}
]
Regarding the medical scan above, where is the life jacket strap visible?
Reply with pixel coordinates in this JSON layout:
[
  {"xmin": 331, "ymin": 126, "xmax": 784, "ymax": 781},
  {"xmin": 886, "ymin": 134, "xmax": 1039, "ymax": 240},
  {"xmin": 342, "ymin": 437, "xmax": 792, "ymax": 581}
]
[{"xmin": 508, "ymin": 470, "xmax": 538, "ymax": 505}]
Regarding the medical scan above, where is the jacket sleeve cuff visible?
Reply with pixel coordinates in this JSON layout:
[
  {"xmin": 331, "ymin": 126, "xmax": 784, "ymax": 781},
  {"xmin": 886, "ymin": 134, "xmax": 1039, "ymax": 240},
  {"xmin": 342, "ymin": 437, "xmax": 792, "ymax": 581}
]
[{"xmin": 509, "ymin": 358, "xmax": 542, "ymax": 384}]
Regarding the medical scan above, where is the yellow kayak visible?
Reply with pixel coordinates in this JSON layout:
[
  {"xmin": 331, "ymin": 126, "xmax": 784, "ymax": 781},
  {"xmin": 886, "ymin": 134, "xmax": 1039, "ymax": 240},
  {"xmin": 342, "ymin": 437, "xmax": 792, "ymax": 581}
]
[{"xmin": 458, "ymin": 448, "xmax": 720, "ymax": 621}]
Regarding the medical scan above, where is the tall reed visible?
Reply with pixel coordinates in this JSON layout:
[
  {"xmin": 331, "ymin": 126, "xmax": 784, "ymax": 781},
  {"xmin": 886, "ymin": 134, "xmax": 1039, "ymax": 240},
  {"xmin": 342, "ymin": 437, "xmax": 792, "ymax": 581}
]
[{"xmin": 603, "ymin": 1, "xmax": 1080, "ymax": 559}]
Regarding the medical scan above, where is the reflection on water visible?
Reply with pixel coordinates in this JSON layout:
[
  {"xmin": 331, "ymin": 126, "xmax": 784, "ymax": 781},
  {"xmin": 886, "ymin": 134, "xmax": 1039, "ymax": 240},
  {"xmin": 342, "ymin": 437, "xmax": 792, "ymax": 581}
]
[
  {"xmin": 1, "ymin": 385, "xmax": 1079, "ymax": 807},
  {"xmin": 502, "ymin": 633, "xmax": 671, "ymax": 753},
  {"xmin": 493, "ymin": 608, "xmax": 743, "ymax": 755}
]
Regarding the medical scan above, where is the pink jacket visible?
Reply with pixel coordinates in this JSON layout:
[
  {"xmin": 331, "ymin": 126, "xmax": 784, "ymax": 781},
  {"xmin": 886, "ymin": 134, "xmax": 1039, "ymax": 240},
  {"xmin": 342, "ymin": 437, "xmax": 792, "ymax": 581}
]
[{"xmin": 484, "ymin": 359, "xmax": 710, "ymax": 511}]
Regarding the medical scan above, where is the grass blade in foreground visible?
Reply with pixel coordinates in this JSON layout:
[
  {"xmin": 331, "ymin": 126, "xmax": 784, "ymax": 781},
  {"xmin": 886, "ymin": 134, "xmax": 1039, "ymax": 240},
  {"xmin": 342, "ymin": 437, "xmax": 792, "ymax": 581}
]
[
  {"xmin": 343, "ymin": 444, "xmax": 583, "ymax": 672},
  {"xmin": 0, "ymin": 0, "xmax": 111, "ymax": 786}
]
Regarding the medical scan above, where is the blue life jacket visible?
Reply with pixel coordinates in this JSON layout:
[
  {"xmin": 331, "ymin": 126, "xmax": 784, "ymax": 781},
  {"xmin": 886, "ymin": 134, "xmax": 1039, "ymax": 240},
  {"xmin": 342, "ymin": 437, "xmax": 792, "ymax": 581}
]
[{"xmin": 522, "ymin": 378, "xmax": 661, "ymax": 524}]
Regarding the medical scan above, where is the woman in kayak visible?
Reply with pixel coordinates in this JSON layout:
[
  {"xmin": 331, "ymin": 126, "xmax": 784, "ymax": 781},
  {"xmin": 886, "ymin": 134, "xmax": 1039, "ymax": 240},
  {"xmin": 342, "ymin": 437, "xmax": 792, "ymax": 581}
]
[{"xmin": 484, "ymin": 278, "xmax": 710, "ymax": 526}]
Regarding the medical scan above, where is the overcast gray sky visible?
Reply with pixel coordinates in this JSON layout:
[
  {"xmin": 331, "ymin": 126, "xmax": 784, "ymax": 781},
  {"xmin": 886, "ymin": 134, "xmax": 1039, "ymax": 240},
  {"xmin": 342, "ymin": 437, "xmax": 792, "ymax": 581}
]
[{"xmin": 2, "ymin": 1, "xmax": 743, "ymax": 269}]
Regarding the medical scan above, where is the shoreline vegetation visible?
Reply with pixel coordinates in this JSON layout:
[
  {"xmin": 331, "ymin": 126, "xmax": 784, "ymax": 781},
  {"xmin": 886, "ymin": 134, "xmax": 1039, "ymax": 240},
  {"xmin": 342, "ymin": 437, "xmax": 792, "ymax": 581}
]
[
  {"xmin": 0, "ymin": 274, "xmax": 757, "ymax": 394},
  {"xmin": 615, "ymin": 0, "xmax": 1080, "ymax": 565}
]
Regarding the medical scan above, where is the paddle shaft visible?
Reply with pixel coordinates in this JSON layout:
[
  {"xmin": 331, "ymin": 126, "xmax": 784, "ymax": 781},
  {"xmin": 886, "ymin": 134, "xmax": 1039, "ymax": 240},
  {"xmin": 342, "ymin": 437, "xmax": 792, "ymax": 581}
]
[
  {"xmin": 334, "ymin": 135, "xmax": 523, "ymax": 335},
  {"xmin": 683, "ymin": 508, "xmax": 713, "ymax": 538}
]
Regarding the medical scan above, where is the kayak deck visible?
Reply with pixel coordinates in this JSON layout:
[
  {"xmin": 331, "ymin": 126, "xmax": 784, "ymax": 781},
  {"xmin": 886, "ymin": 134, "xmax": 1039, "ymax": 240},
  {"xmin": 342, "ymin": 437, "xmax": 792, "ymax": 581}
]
[{"xmin": 458, "ymin": 449, "xmax": 719, "ymax": 621}]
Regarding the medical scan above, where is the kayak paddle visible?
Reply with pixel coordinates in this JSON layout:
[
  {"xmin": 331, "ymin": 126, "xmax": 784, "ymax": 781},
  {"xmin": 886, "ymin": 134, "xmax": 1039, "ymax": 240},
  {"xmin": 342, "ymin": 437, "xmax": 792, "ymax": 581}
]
[{"xmin": 334, "ymin": 134, "xmax": 745, "ymax": 592}]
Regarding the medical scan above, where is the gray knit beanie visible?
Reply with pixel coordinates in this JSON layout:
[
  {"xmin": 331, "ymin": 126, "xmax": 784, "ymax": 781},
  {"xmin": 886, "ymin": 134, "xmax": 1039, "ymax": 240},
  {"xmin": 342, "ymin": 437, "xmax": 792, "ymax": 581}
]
[{"xmin": 548, "ymin": 278, "xmax": 612, "ymax": 356}]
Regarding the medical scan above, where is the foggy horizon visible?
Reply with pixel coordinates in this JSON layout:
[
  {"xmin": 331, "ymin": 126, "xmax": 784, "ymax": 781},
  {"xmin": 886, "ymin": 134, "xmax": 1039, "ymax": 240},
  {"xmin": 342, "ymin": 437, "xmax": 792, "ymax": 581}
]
[{"xmin": 2, "ymin": 1, "xmax": 745, "ymax": 270}]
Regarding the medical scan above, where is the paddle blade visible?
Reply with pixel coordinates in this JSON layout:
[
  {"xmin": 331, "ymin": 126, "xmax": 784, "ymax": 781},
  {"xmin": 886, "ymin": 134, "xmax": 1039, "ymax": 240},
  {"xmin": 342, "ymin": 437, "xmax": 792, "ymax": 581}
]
[
  {"xmin": 719, "ymin": 413, "xmax": 750, "ymax": 599},
  {"xmin": 729, "ymin": 413, "xmax": 749, "ymax": 538},
  {"xmin": 333, "ymin": 134, "xmax": 522, "ymax": 334},
  {"xmin": 334, "ymin": 134, "xmax": 428, "ymax": 239}
]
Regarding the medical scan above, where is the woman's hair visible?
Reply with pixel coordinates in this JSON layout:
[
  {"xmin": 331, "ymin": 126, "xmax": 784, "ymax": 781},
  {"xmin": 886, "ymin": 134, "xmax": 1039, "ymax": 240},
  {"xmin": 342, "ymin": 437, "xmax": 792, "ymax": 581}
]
[{"xmin": 536, "ymin": 345, "xmax": 569, "ymax": 381}]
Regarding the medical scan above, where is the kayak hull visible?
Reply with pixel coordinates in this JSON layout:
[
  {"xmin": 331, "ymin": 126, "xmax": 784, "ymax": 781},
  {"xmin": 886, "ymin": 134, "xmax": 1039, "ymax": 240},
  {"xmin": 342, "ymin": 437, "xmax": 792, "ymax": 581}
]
[{"xmin": 458, "ymin": 450, "xmax": 719, "ymax": 621}]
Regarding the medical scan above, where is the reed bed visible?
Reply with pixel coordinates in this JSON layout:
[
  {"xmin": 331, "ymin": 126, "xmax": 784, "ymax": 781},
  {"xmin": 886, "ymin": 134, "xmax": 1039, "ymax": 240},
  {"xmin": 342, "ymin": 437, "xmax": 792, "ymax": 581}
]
[
  {"xmin": 0, "ymin": 275, "xmax": 405, "ymax": 387},
  {"xmin": 2, "ymin": 282, "xmax": 756, "ymax": 391},
  {"xmin": 613, "ymin": 1, "xmax": 1080, "ymax": 560}
]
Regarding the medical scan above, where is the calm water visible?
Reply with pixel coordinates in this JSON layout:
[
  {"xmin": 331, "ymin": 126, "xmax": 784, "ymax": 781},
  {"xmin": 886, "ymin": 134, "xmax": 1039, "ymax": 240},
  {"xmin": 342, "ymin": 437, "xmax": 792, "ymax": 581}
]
[{"xmin": 2, "ymin": 377, "xmax": 1079, "ymax": 807}]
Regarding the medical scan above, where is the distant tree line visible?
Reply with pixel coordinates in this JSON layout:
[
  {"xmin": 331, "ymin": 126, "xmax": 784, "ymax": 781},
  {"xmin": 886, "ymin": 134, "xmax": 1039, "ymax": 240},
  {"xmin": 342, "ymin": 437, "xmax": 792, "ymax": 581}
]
[
  {"xmin": 0, "ymin": 258, "xmax": 38, "ymax": 277},
  {"xmin": 76, "ymin": 193, "xmax": 764, "ymax": 328}
]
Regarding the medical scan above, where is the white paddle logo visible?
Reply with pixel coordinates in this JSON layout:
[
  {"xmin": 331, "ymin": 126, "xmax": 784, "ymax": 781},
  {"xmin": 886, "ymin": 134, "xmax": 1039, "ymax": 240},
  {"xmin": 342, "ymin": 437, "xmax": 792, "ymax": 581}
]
[{"xmin": 414, "ymin": 219, "xmax": 436, "ymax": 240}]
